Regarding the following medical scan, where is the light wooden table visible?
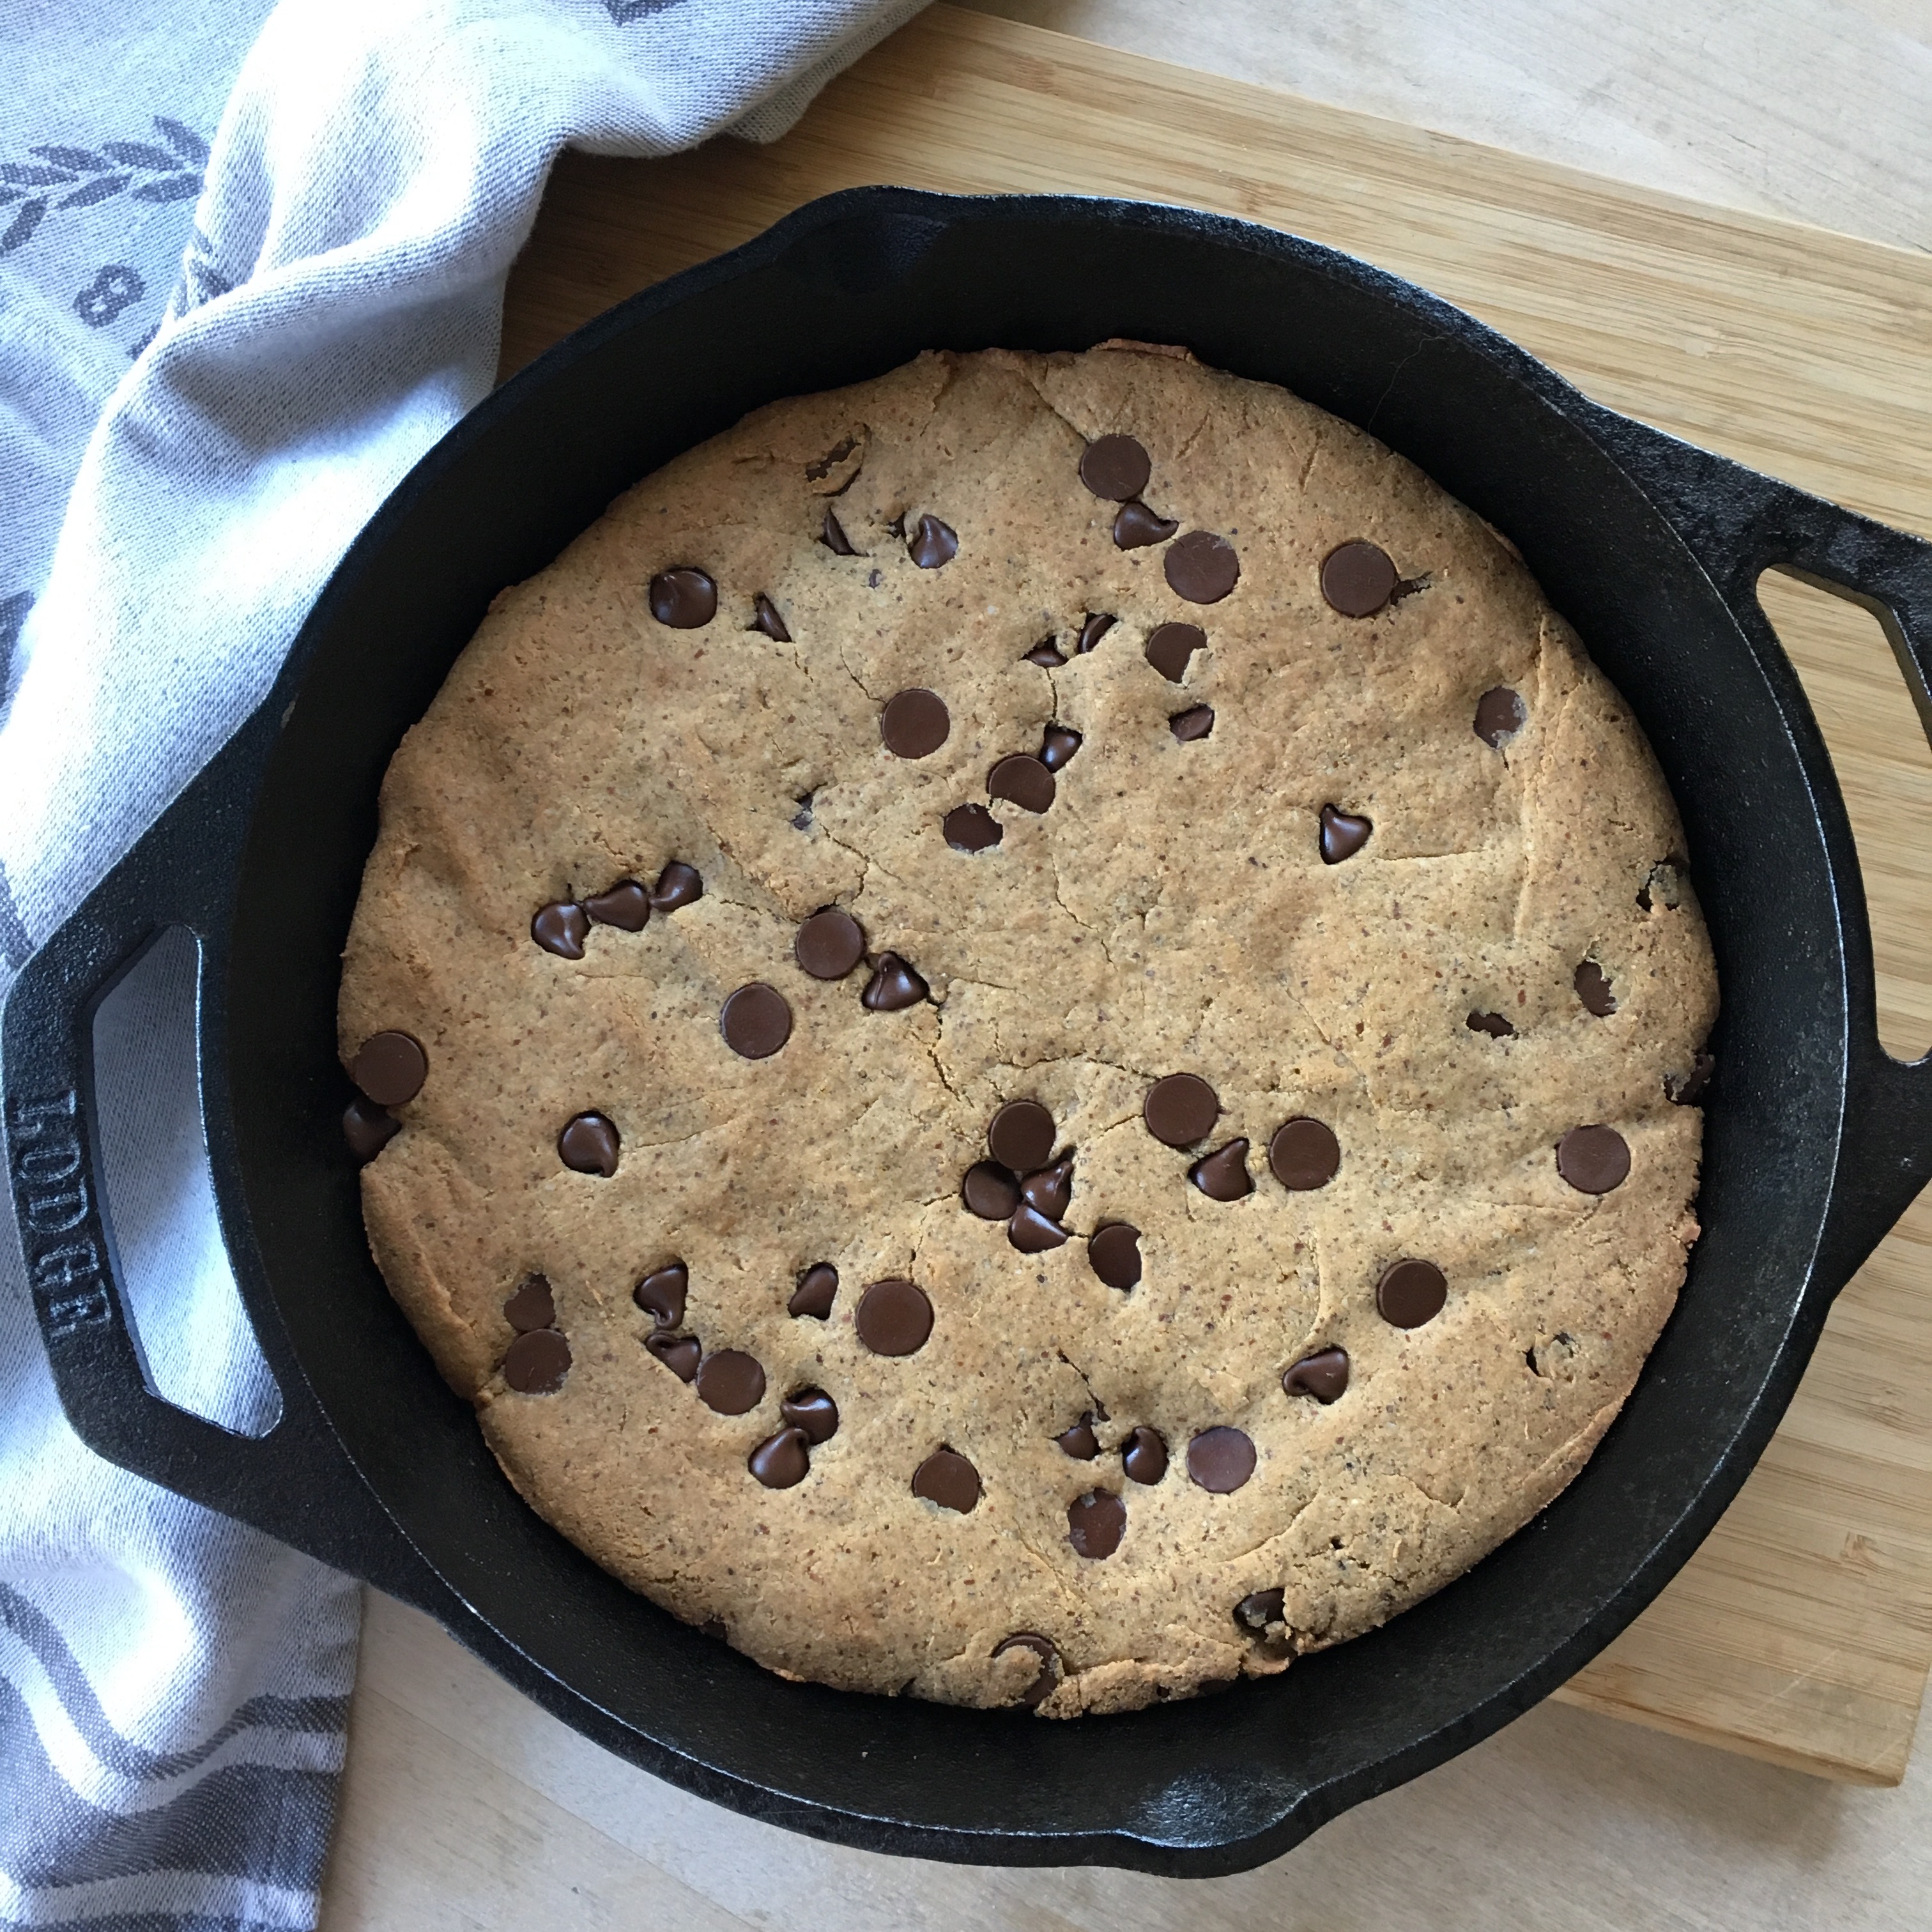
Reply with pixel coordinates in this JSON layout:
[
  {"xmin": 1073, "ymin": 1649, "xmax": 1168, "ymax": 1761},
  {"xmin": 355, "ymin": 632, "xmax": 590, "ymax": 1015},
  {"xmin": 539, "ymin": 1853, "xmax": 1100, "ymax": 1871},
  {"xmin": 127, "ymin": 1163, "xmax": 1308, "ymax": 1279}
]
[{"xmin": 321, "ymin": 6, "xmax": 1932, "ymax": 1925}]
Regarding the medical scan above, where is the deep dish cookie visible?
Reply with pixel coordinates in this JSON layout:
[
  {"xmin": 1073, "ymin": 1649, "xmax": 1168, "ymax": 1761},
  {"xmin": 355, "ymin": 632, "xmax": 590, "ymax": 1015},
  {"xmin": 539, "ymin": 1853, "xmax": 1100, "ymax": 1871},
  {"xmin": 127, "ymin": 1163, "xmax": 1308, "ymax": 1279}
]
[{"xmin": 337, "ymin": 344, "xmax": 1717, "ymax": 1717}]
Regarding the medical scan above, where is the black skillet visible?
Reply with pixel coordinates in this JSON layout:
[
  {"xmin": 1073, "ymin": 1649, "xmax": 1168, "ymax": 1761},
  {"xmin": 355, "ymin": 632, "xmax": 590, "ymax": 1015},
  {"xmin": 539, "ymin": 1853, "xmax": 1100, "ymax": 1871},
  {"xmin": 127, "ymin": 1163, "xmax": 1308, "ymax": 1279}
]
[{"xmin": 7, "ymin": 189, "xmax": 1932, "ymax": 1876}]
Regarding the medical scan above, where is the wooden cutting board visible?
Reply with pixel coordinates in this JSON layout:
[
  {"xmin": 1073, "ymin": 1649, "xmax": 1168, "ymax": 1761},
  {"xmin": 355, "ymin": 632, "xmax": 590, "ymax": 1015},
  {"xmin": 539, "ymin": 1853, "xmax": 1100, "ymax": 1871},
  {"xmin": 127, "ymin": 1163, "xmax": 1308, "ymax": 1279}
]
[{"xmin": 494, "ymin": 3, "xmax": 1932, "ymax": 1785}]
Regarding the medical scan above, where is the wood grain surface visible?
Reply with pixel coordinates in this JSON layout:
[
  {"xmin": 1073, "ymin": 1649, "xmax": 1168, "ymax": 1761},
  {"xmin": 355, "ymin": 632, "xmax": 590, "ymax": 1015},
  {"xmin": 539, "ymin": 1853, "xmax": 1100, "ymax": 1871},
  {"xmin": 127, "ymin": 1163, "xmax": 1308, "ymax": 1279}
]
[{"xmin": 480, "ymin": 4, "xmax": 1932, "ymax": 1785}]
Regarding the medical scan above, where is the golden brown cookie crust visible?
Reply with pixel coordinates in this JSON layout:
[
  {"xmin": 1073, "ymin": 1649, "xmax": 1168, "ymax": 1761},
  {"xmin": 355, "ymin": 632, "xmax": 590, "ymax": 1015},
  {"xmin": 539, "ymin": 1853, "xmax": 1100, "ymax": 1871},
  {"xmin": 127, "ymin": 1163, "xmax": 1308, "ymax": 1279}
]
[{"xmin": 339, "ymin": 346, "xmax": 1716, "ymax": 1716}]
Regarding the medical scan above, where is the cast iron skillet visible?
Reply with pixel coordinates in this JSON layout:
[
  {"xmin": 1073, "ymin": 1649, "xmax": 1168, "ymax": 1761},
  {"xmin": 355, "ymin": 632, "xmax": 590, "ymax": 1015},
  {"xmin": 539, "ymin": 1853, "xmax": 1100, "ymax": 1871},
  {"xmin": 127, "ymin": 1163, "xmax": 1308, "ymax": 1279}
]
[{"xmin": 7, "ymin": 189, "xmax": 1932, "ymax": 1876}]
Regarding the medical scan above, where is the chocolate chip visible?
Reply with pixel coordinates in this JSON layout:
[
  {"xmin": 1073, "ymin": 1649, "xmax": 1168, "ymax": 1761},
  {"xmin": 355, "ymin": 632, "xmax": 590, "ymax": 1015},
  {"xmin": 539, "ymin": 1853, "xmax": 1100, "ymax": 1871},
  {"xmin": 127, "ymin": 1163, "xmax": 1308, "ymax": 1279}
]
[
  {"xmin": 907, "ymin": 514, "xmax": 958, "ymax": 569},
  {"xmin": 1087, "ymin": 1222, "xmax": 1142, "ymax": 1289},
  {"xmin": 944, "ymin": 804, "xmax": 1003, "ymax": 852},
  {"xmin": 820, "ymin": 509, "xmax": 857, "ymax": 555},
  {"xmin": 1020, "ymin": 1156, "xmax": 1073, "ymax": 1222},
  {"xmin": 788, "ymin": 1263, "xmax": 838, "ymax": 1319},
  {"xmin": 1186, "ymin": 1426, "xmax": 1255, "ymax": 1492},
  {"xmin": 1025, "ymin": 638, "xmax": 1067, "ymax": 668},
  {"xmin": 583, "ymin": 880, "xmax": 649, "ymax": 930},
  {"xmin": 988, "ymin": 1100, "xmax": 1055, "ymax": 1173},
  {"xmin": 532, "ymin": 901, "xmax": 588, "ymax": 958},
  {"xmin": 1165, "ymin": 532, "xmax": 1240, "ymax": 603},
  {"xmin": 1077, "ymin": 612, "xmax": 1116, "ymax": 654},
  {"xmin": 1145, "ymin": 622, "xmax": 1203, "ymax": 682},
  {"xmin": 503, "ymin": 1275, "xmax": 555, "ymax": 1333},
  {"xmin": 749, "ymin": 1427, "xmax": 810, "ymax": 1488},
  {"xmin": 804, "ymin": 434, "xmax": 859, "ymax": 483},
  {"xmin": 750, "ymin": 594, "xmax": 791, "ymax": 642},
  {"xmin": 633, "ymin": 1261, "xmax": 687, "ymax": 1329},
  {"xmin": 880, "ymin": 687, "xmax": 951, "ymax": 758},
  {"xmin": 1467, "ymin": 1011, "xmax": 1515, "ymax": 1039},
  {"xmin": 650, "ymin": 861, "xmax": 703, "ymax": 911},
  {"xmin": 912, "ymin": 1448, "xmax": 981, "ymax": 1512},
  {"xmin": 1067, "ymin": 1489, "xmax": 1126, "ymax": 1558},
  {"xmin": 963, "ymin": 1162, "xmax": 1021, "ymax": 1220},
  {"xmin": 1235, "ymin": 1588, "xmax": 1285, "ymax": 1632},
  {"xmin": 1319, "ymin": 804, "xmax": 1372, "ymax": 863},
  {"xmin": 351, "ymin": 1031, "xmax": 427, "ymax": 1107},
  {"xmin": 1190, "ymin": 1138, "xmax": 1254, "ymax": 1200},
  {"xmin": 1057, "ymin": 1416, "xmax": 1100, "ymax": 1459},
  {"xmin": 1039, "ymin": 725, "xmax": 1082, "ymax": 772},
  {"xmin": 719, "ymin": 983, "xmax": 792, "ymax": 1059},
  {"xmin": 1113, "ymin": 501, "xmax": 1178, "ymax": 549},
  {"xmin": 795, "ymin": 908, "xmax": 866, "ymax": 980},
  {"xmin": 1320, "ymin": 540, "xmax": 1397, "ymax": 617},
  {"xmin": 992, "ymin": 1632, "xmax": 1061, "ymax": 1708},
  {"xmin": 1282, "ymin": 1347, "xmax": 1349, "ymax": 1402},
  {"xmin": 782, "ymin": 1387, "xmax": 839, "ymax": 1444},
  {"xmin": 855, "ymin": 1278, "xmax": 933, "ymax": 1356},
  {"xmin": 1080, "ymin": 434, "xmax": 1152, "ymax": 500},
  {"xmin": 1143, "ymin": 1073, "xmax": 1218, "ymax": 1147},
  {"xmin": 1377, "ymin": 1258, "xmax": 1447, "ymax": 1328},
  {"xmin": 646, "ymin": 1331, "xmax": 702, "ymax": 1380},
  {"xmin": 1122, "ymin": 1426, "xmax": 1167, "ymax": 1484},
  {"xmin": 988, "ymin": 754, "xmax": 1055, "ymax": 813},
  {"xmin": 558, "ymin": 1112, "xmax": 619, "ymax": 1176},
  {"xmin": 342, "ymin": 1097, "xmax": 399, "ymax": 1163},
  {"xmin": 503, "ymin": 1328, "xmax": 571, "ymax": 1393},
  {"xmin": 1557, "ymin": 1124, "xmax": 1630, "ymax": 1194},
  {"xmin": 1475, "ymin": 685, "xmax": 1528, "ymax": 746},
  {"xmin": 862, "ymin": 954, "xmax": 928, "ymax": 1011},
  {"xmin": 1269, "ymin": 1118, "xmax": 1340, "ymax": 1191},
  {"xmin": 648, "ymin": 567, "xmax": 717, "ymax": 628},
  {"xmin": 1169, "ymin": 705, "xmax": 1215, "ymax": 743},
  {"xmin": 696, "ymin": 1349, "xmax": 766, "ymax": 1415},
  {"xmin": 1008, "ymin": 1202, "xmax": 1070, "ymax": 1252},
  {"xmin": 1667, "ymin": 1053, "xmax": 1715, "ymax": 1105},
  {"xmin": 1575, "ymin": 960, "xmax": 1617, "ymax": 1016}
]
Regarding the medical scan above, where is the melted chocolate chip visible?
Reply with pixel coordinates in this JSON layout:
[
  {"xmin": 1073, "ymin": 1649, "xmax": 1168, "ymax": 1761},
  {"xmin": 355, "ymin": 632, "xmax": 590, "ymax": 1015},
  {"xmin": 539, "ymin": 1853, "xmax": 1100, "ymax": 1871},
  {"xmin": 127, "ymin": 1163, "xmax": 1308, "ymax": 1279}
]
[
  {"xmin": 1377, "ymin": 1258, "xmax": 1448, "ymax": 1328},
  {"xmin": 503, "ymin": 1328, "xmax": 571, "ymax": 1393},
  {"xmin": 782, "ymin": 1388, "xmax": 839, "ymax": 1444},
  {"xmin": 503, "ymin": 1275, "xmax": 555, "ymax": 1333},
  {"xmin": 1008, "ymin": 1202, "xmax": 1070, "ymax": 1252},
  {"xmin": 532, "ymin": 901, "xmax": 588, "ymax": 958},
  {"xmin": 1039, "ymin": 725, "xmax": 1082, "ymax": 772},
  {"xmin": 907, "ymin": 514, "xmax": 958, "ymax": 569},
  {"xmin": 1020, "ymin": 1157, "xmax": 1073, "ymax": 1222},
  {"xmin": 1667, "ymin": 1053, "xmax": 1715, "ymax": 1105},
  {"xmin": 804, "ymin": 434, "xmax": 859, "ymax": 483},
  {"xmin": 992, "ymin": 1632, "xmax": 1060, "ymax": 1708},
  {"xmin": 1282, "ymin": 1347, "xmax": 1349, "ymax": 1402},
  {"xmin": 1056, "ymin": 1416, "xmax": 1100, "ymax": 1459},
  {"xmin": 696, "ymin": 1349, "xmax": 767, "ymax": 1416},
  {"xmin": 1475, "ymin": 685, "xmax": 1528, "ymax": 747},
  {"xmin": 1165, "ymin": 531, "xmax": 1240, "ymax": 604},
  {"xmin": 1269, "ymin": 1117, "xmax": 1340, "ymax": 1191},
  {"xmin": 1077, "ymin": 612, "xmax": 1116, "ymax": 654},
  {"xmin": 719, "ymin": 983, "xmax": 792, "ymax": 1059},
  {"xmin": 632, "ymin": 1261, "xmax": 687, "ymax": 1329},
  {"xmin": 943, "ymin": 804, "xmax": 1003, "ymax": 852},
  {"xmin": 1143, "ymin": 1073, "xmax": 1218, "ymax": 1147},
  {"xmin": 1067, "ymin": 1489, "xmax": 1127, "ymax": 1559},
  {"xmin": 1557, "ymin": 1124, "xmax": 1631, "ymax": 1194},
  {"xmin": 583, "ymin": 880, "xmax": 649, "ymax": 930},
  {"xmin": 988, "ymin": 753, "xmax": 1055, "ymax": 813},
  {"xmin": 912, "ymin": 1448, "xmax": 981, "ymax": 1512},
  {"xmin": 1320, "ymin": 540, "xmax": 1398, "ymax": 617},
  {"xmin": 650, "ymin": 861, "xmax": 703, "ymax": 911},
  {"xmin": 1190, "ymin": 1138, "xmax": 1254, "ymax": 1201},
  {"xmin": 788, "ymin": 1263, "xmax": 838, "ymax": 1319},
  {"xmin": 855, "ymin": 1278, "xmax": 933, "ymax": 1356},
  {"xmin": 1169, "ymin": 705, "xmax": 1215, "ymax": 743},
  {"xmin": 1025, "ymin": 638, "xmax": 1067, "ymax": 668},
  {"xmin": 1575, "ymin": 960, "xmax": 1617, "ymax": 1016},
  {"xmin": 963, "ymin": 1162, "xmax": 1022, "ymax": 1220},
  {"xmin": 1319, "ymin": 804, "xmax": 1373, "ymax": 863},
  {"xmin": 1186, "ymin": 1426, "xmax": 1255, "ymax": 1493},
  {"xmin": 749, "ymin": 593, "xmax": 792, "ymax": 642},
  {"xmin": 794, "ymin": 908, "xmax": 866, "ymax": 980},
  {"xmin": 351, "ymin": 1031, "xmax": 427, "ymax": 1107},
  {"xmin": 880, "ymin": 687, "xmax": 951, "ymax": 758},
  {"xmin": 1122, "ymin": 1425, "xmax": 1168, "ymax": 1484},
  {"xmin": 820, "ymin": 509, "xmax": 857, "ymax": 555},
  {"xmin": 342, "ymin": 1096, "xmax": 399, "ymax": 1163},
  {"xmin": 646, "ymin": 1331, "xmax": 702, "ymax": 1381},
  {"xmin": 648, "ymin": 567, "xmax": 717, "ymax": 628},
  {"xmin": 558, "ymin": 1112, "xmax": 619, "ymax": 1176},
  {"xmin": 1112, "ymin": 501, "xmax": 1178, "ymax": 549},
  {"xmin": 862, "ymin": 954, "xmax": 928, "ymax": 1011},
  {"xmin": 1080, "ymin": 434, "xmax": 1152, "ymax": 501},
  {"xmin": 1467, "ymin": 1011, "xmax": 1516, "ymax": 1038},
  {"xmin": 749, "ymin": 1427, "xmax": 810, "ymax": 1488},
  {"xmin": 1087, "ymin": 1222, "xmax": 1142, "ymax": 1289},
  {"xmin": 1235, "ymin": 1588, "xmax": 1285, "ymax": 1632},
  {"xmin": 1145, "ymin": 622, "xmax": 1204, "ymax": 682},
  {"xmin": 988, "ymin": 1100, "xmax": 1055, "ymax": 1174}
]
